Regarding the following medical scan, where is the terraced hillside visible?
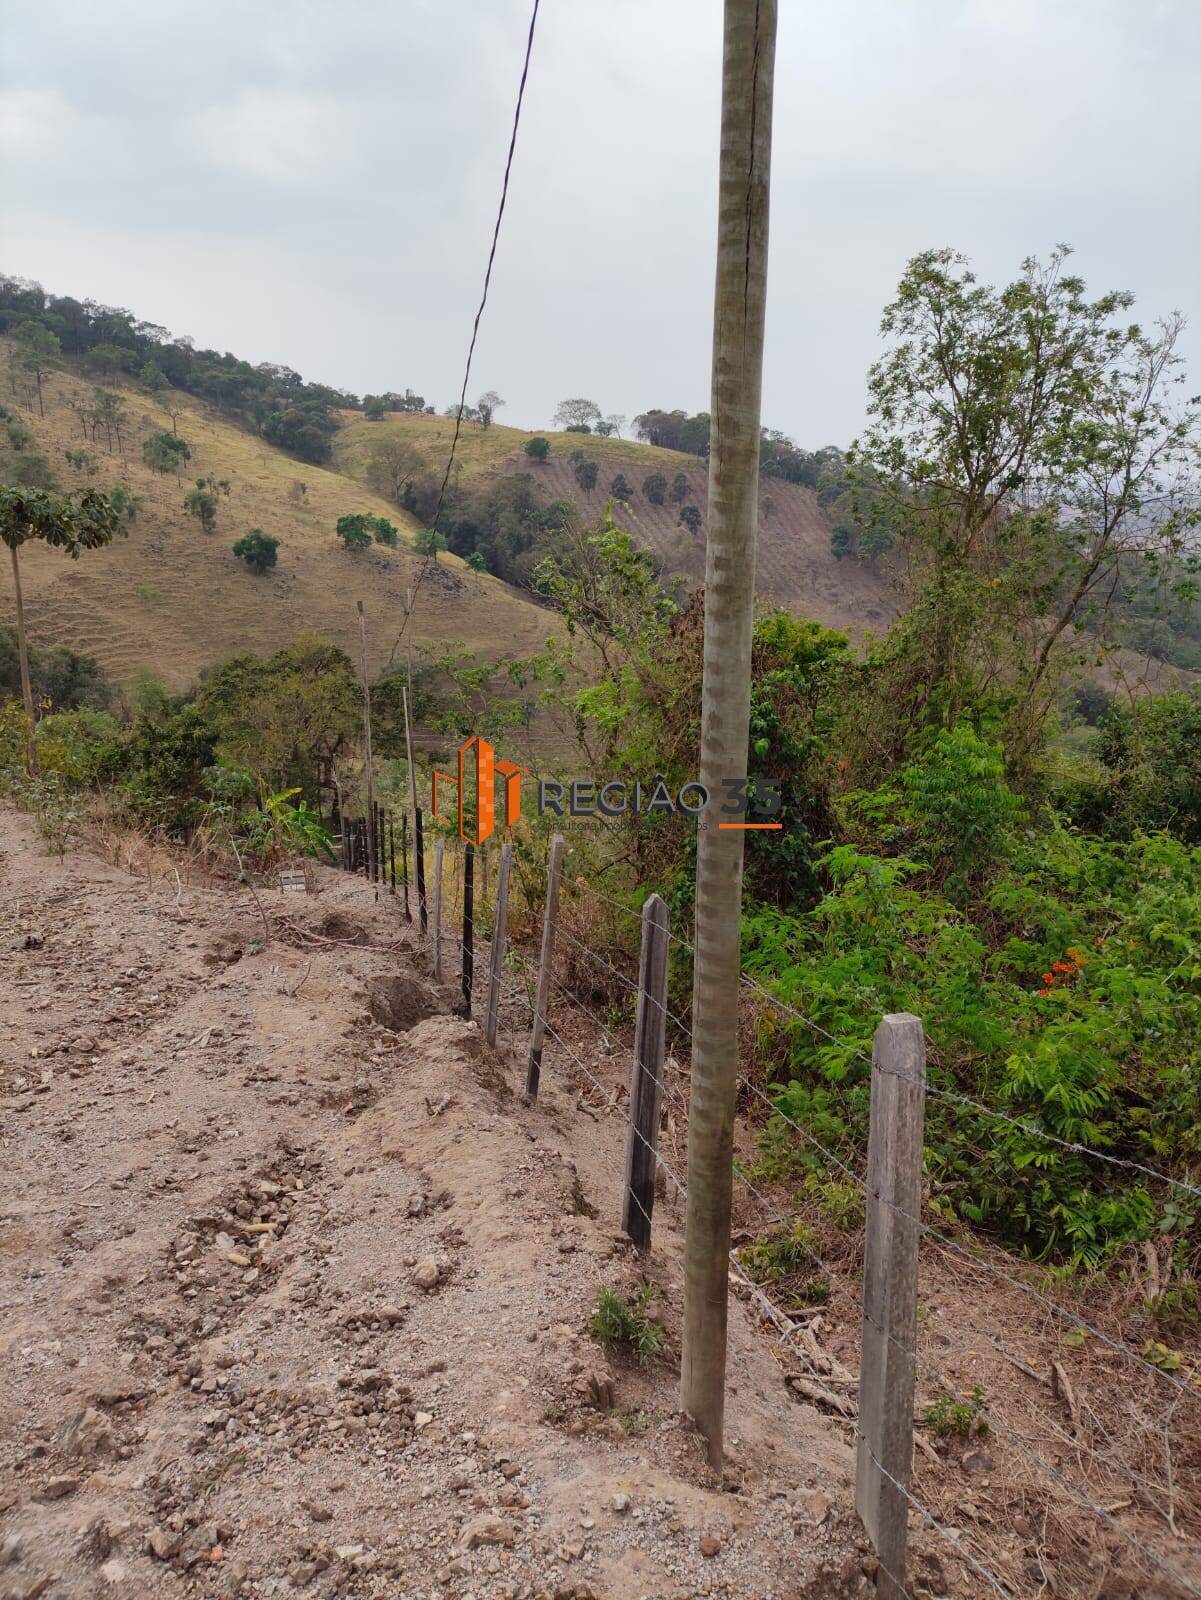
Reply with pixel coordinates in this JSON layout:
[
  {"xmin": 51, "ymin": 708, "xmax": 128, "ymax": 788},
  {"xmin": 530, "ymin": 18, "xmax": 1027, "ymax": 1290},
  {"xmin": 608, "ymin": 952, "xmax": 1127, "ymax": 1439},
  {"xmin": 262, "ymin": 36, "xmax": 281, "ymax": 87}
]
[
  {"xmin": 334, "ymin": 413, "xmax": 899, "ymax": 638},
  {"xmin": 0, "ymin": 346, "xmax": 554, "ymax": 690}
]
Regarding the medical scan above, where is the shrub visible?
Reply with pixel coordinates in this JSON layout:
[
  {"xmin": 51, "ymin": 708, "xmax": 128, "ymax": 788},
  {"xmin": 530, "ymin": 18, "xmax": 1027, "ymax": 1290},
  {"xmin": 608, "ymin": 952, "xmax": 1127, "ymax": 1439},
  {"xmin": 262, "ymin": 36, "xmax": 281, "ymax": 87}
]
[
  {"xmin": 143, "ymin": 431, "xmax": 191, "ymax": 476},
  {"xmin": 415, "ymin": 527, "xmax": 448, "ymax": 556},
  {"xmin": 34, "ymin": 708, "xmax": 121, "ymax": 785},
  {"xmin": 670, "ymin": 471, "xmax": 690, "ymax": 503},
  {"xmin": 573, "ymin": 459, "xmax": 599, "ymax": 493},
  {"xmin": 678, "ymin": 504, "xmax": 702, "ymax": 536},
  {"xmin": 335, "ymin": 513, "xmax": 373, "ymax": 550},
  {"xmin": 610, "ymin": 473, "xmax": 633, "ymax": 499},
  {"xmin": 642, "ymin": 473, "xmax": 667, "ymax": 506},
  {"xmin": 923, "ymin": 1388, "xmax": 989, "ymax": 1440},
  {"xmin": 524, "ymin": 436, "xmax": 550, "ymax": 461},
  {"xmin": 900, "ymin": 724, "xmax": 1023, "ymax": 894},
  {"xmin": 589, "ymin": 1284, "xmax": 664, "ymax": 1365},
  {"xmin": 233, "ymin": 529, "xmax": 280, "ymax": 573}
]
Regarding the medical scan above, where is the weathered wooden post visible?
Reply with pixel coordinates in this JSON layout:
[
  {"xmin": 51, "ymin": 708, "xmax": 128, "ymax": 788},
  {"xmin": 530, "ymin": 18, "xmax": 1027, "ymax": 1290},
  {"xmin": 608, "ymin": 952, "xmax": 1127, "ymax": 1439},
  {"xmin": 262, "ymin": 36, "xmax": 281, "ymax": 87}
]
[
  {"xmin": 415, "ymin": 806, "xmax": 428, "ymax": 932},
  {"xmin": 388, "ymin": 816, "xmax": 396, "ymax": 893},
  {"xmin": 525, "ymin": 833, "xmax": 564, "ymax": 1099},
  {"xmin": 622, "ymin": 893, "xmax": 670, "ymax": 1249},
  {"xmin": 432, "ymin": 840, "xmax": 445, "ymax": 982},
  {"xmin": 461, "ymin": 843, "xmax": 475, "ymax": 1017},
  {"xmin": 856, "ymin": 1013, "xmax": 927, "ymax": 1600},
  {"xmin": 484, "ymin": 842, "xmax": 512, "ymax": 1047},
  {"xmin": 401, "ymin": 813, "xmax": 411, "ymax": 921}
]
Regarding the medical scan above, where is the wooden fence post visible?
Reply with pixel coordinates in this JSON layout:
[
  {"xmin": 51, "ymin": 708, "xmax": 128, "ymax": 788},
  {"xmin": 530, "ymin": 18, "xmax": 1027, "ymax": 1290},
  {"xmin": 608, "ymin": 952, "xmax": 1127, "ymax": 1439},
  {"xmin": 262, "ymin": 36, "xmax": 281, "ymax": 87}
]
[
  {"xmin": 484, "ymin": 841, "xmax": 512, "ymax": 1047},
  {"xmin": 623, "ymin": 893, "xmax": 670, "ymax": 1250},
  {"xmin": 525, "ymin": 833, "xmax": 564, "ymax": 1099},
  {"xmin": 401, "ymin": 813, "xmax": 411, "ymax": 921},
  {"xmin": 856, "ymin": 1013, "xmax": 927, "ymax": 1600},
  {"xmin": 432, "ymin": 841, "xmax": 444, "ymax": 982},
  {"xmin": 461, "ymin": 843, "xmax": 475, "ymax": 1016},
  {"xmin": 388, "ymin": 817, "xmax": 396, "ymax": 893},
  {"xmin": 415, "ymin": 806, "xmax": 428, "ymax": 932}
]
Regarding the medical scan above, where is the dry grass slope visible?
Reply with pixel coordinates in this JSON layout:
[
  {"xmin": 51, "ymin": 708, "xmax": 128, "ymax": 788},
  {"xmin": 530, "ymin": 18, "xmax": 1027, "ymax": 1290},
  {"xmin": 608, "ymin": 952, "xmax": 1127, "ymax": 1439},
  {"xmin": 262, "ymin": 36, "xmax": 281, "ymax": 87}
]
[
  {"xmin": 334, "ymin": 411, "xmax": 899, "ymax": 638},
  {"xmin": 0, "ymin": 346, "xmax": 554, "ymax": 690}
]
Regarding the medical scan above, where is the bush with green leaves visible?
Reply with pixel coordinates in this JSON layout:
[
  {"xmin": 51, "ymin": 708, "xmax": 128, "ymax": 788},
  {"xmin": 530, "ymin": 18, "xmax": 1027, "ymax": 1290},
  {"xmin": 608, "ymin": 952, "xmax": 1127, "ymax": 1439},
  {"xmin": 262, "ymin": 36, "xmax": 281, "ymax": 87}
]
[
  {"xmin": 34, "ymin": 708, "xmax": 121, "ymax": 785},
  {"xmin": 589, "ymin": 1284, "xmax": 664, "ymax": 1365},
  {"xmin": 642, "ymin": 472, "xmax": 667, "ymax": 506},
  {"xmin": 678, "ymin": 503, "xmax": 702, "ymax": 536},
  {"xmin": 524, "ymin": 436, "xmax": 550, "ymax": 461},
  {"xmin": 233, "ymin": 529, "xmax": 280, "ymax": 573},
  {"xmin": 414, "ymin": 526, "xmax": 448, "ymax": 556},
  {"xmin": 743, "ymin": 823, "xmax": 1201, "ymax": 1268},
  {"xmin": 924, "ymin": 1387, "xmax": 989, "ymax": 1440},
  {"xmin": 142, "ymin": 430, "xmax": 191, "ymax": 476},
  {"xmin": 610, "ymin": 473, "xmax": 633, "ymax": 500},
  {"xmin": 573, "ymin": 458, "xmax": 599, "ymax": 493}
]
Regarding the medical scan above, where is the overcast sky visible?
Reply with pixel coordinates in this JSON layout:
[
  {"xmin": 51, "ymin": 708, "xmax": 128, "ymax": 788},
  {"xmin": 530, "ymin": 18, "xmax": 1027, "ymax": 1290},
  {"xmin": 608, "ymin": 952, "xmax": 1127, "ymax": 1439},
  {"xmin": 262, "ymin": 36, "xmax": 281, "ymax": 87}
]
[{"xmin": 2, "ymin": 0, "xmax": 1198, "ymax": 445}]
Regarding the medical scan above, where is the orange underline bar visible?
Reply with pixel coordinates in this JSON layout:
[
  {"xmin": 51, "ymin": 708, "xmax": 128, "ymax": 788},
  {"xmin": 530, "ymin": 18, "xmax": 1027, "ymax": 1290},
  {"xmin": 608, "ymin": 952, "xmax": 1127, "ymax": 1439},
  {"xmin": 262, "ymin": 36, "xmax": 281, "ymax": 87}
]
[{"xmin": 719, "ymin": 822, "xmax": 783, "ymax": 830}]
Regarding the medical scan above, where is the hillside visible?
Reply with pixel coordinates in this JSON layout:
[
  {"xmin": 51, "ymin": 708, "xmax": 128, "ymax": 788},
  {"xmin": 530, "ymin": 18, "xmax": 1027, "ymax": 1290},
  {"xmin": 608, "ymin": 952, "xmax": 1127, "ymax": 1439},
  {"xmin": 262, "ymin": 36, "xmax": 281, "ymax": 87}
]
[
  {"xmin": 0, "ymin": 345, "xmax": 554, "ymax": 691},
  {"xmin": 333, "ymin": 413, "xmax": 899, "ymax": 638}
]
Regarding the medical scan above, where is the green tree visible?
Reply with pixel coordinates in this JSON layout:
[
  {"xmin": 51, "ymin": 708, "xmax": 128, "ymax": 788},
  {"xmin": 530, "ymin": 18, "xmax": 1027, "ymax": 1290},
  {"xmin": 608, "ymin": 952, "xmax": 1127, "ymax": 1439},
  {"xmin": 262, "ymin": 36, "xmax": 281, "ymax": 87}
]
[
  {"xmin": 465, "ymin": 550, "xmax": 488, "ymax": 572},
  {"xmin": 140, "ymin": 360, "xmax": 166, "ymax": 391},
  {"xmin": 85, "ymin": 343, "xmax": 137, "ymax": 380},
  {"xmin": 415, "ymin": 527, "xmax": 448, "ymax": 557},
  {"xmin": 846, "ymin": 246, "xmax": 1200, "ymax": 754},
  {"xmin": 477, "ymin": 390, "xmax": 505, "ymax": 429},
  {"xmin": 108, "ymin": 485, "xmax": 143, "ymax": 526},
  {"xmin": 363, "ymin": 395, "xmax": 387, "ymax": 421},
  {"xmin": 610, "ymin": 473, "xmax": 634, "ymax": 499},
  {"xmin": 90, "ymin": 389, "xmax": 130, "ymax": 454},
  {"xmin": 143, "ymin": 430, "xmax": 191, "ymax": 479},
  {"xmin": 64, "ymin": 448, "xmax": 98, "ymax": 477},
  {"xmin": 0, "ymin": 486, "xmax": 120, "ymax": 770},
  {"xmin": 373, "ymin": 518, "xmax": 399, "ymax": 548},
  {"xmin": 679, "ymin": 503, "xmax": 702, "ymax": 536},
  {"xmin": 335, "ymin": 513, "xmax": 374, "ymax": 550},
  {"xmin": 184, "ymin": 477, "xmax": 227, "ymax": 533},
  {"xmin": 642, "ymin": 472, "xmax": 667, "ymax": 505},
  {"xmin": 15, "ymin": 323, "xmax": 60, "ymax": 417},
  {"xmin": 670, "ymin": 471, "xmax": 690, "ymax": 503},
  {"xmin": 233, "ymin": 528, "xmax": 280, "ymax": 573},
  {"xmin": 573, "ymin": 458, "xmax": 599, "ymax": 493},
  {"xmin": 524, "ymin": 436, "xmax": 550, "ymax": 462}
]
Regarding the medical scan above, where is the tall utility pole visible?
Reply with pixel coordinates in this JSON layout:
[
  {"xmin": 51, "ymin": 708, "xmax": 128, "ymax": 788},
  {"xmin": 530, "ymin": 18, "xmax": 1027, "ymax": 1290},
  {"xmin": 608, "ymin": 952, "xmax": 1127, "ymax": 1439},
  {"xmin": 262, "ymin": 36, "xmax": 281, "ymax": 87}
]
[
  {"xmin": 403, "ymin": 586, "xmax": 419, "ymax": 824},
  {"xmin": 681, "ymin": 0, "xmax": 777, "ymax": 1471},
  {"xmin": 356, "ymin": 600, "xmax": 377, "ymax": 888}
]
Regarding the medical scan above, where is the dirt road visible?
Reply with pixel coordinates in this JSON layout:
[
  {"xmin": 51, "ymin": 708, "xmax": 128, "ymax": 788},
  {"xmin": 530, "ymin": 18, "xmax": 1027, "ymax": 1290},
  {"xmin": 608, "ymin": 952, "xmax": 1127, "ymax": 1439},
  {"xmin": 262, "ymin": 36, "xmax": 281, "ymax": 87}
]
[{"xmin": 0, "ymin": 809, "xmax": 867, "ymax": 1599}]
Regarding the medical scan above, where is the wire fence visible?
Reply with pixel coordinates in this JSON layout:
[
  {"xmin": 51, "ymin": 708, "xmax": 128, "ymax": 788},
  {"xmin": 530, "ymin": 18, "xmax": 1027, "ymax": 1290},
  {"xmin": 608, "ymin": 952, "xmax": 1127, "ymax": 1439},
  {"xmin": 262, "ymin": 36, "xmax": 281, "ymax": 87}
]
[{"xmin": 334, "ymin": 823, "xmax": 1201, "ymax": 1600}]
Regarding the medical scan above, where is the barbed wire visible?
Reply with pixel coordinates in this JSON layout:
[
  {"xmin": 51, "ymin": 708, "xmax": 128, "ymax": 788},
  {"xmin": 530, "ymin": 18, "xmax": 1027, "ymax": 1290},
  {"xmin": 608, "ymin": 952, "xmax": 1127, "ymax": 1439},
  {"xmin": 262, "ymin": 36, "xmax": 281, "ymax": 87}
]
[{"xmin": 387, "ymin": 0, "xmax": 541, "ymax": 664}]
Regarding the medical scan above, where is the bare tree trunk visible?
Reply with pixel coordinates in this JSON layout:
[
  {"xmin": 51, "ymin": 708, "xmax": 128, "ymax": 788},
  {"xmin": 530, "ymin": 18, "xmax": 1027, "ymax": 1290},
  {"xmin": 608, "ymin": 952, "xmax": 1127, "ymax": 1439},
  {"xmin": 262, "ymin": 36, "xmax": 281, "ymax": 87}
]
[
  {"xmin": 681, "ymin": 0, "xmax": 776, "ymax": 1472},
  {"xmin": 9, "ymin": 542, "xmax": 36, "ymax": 773}
]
